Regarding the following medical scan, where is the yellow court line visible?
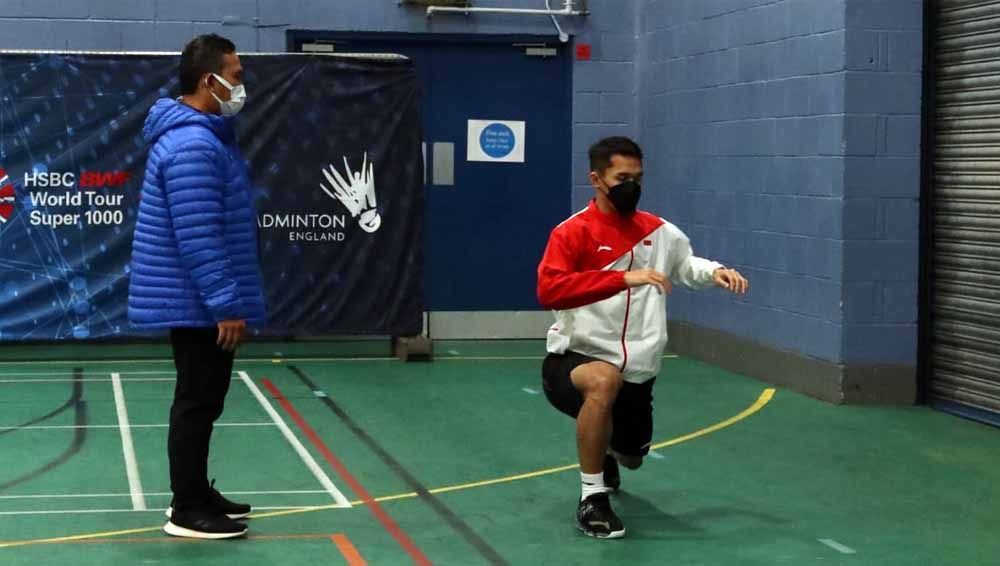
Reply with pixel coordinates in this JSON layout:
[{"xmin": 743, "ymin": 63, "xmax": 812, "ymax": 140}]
[
  {"xmin": 651, "ymin": 387, "xmax": 775, "ymax": 450},
  {"xmin": 0, "ymin": 387, "xmax": 776, "ymax": 549},
  {"xmin": 244, "ymin": 388, "xmax": 777, "ymax": 522},
  {"xmin": 0, "ymin": 526, "xmax": 163, "ymax": 549}
]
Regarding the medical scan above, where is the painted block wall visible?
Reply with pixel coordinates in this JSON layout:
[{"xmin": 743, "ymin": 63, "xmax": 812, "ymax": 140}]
[
  {"xmin": 639, "ymin": 0, "xmax": 922, "ymax": 366},
  {"xmin": 0, "ymin": 0, "xmax": 925, "ymax": 369}
]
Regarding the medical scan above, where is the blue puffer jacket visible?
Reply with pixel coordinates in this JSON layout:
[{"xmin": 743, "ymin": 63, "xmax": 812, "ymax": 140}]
[{"xmin": 128, "ymin": 98, "xmax": 267, "ymax": 329}]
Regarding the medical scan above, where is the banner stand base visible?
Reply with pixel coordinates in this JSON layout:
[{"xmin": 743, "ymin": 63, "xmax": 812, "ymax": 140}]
[{"xmin": 392, "ymin": 335, "xmax": 434, "ymax": 362}]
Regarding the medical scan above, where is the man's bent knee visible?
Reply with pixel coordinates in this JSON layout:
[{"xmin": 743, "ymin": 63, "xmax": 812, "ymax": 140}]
[{"xmin": 571, "ymin": 362, "xmax": 624, "ymax": 400}]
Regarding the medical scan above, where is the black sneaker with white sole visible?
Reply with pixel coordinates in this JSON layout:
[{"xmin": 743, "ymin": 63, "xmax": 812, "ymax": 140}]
[
  {"xmin": 207, "ymin": 479, "xmax": 252, "ymax": 519},
  {"xmin": 163, "ymin": 508, "xmax": 248, "ymax": 540},
  {"xmin": 604, "ymin": 454, "xmax": 621, "ymax": 492},
  {"xmin": 576, "ymin": 492, "xmax": 626, "ymax": 539},
  {"xmin": 166, "ymin": 479, "xmax": 253, "ymax": 520}
]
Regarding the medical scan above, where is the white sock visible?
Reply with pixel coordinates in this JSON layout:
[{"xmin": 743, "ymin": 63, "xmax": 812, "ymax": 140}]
[{"xmin": 580, "ymin": 471, "xmax": 606, "ymax": 501}]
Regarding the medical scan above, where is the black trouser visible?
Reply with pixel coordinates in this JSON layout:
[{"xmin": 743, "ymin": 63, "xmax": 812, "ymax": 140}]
[
  {"xmin": 168, "ymin": 327, "xmax": 235, "ymax": 511},
  {"xmin": 542, "ymin": 352, "xmax": 656, "ymax": 458}
]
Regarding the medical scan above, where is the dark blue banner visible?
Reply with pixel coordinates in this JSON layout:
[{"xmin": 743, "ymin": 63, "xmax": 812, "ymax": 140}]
[{"xmin": 0, "ymin": 52, "xmax": 424, "ymax": 340}]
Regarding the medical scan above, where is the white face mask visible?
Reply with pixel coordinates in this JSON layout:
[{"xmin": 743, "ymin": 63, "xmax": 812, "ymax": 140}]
[{"xmin": 208, "ymin": 73, "xmax": 246, "ymax": 117}]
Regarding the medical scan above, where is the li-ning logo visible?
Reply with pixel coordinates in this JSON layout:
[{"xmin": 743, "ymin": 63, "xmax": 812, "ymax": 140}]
[
  {"xmin": 320, "ymin": 153, "xmax": 381, "ymax": 234},
  {"xmin": 0, "ymin": 168, "xmax": 14, "ymax": 224}
]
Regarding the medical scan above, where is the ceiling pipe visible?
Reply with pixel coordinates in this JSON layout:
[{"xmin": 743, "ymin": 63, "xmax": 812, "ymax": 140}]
[{"xmin": 427, "ymin": 0, "xmax": 588, "ymax": 19}]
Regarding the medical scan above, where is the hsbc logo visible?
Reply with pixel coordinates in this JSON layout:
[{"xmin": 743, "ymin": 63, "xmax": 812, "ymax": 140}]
[{"xmin": 0, "ymin": 168, "xmax": 13, "ymax": 224}]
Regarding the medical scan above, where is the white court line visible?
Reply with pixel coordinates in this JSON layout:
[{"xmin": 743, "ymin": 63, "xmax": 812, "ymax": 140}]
[
  {"xmin": 0, "ymin": 378, "xmax": 176, "ymax": 383},
  {"xmin": 190, "ymin": 490, "xmax": 328, "ymax": 496},
  {"xmin": 270, "ymin": 357, "xmax": 398, "ymax": 363},
  {"xmin": 0, "ymin": 357, "xmax": 396, "ymax": 367},
  {"xmin": 441, "ymin": 356, "xmax": 543, "ymax": 361},
  {"xmin": 441, "ymin": 354, "xmax": 680, "ymax": 361},
  {"xmin": 0, "ymin": 508, "xmax": 155, "ymax": 517},
  {"xmin": 0, "ymin": 370, "xmax": 178, "ymax": 377},
  {"xmin": 237, "ymin": 371, "xmax": 351, "ymax": 508},
  {"xmin": 110, "ymin": 372, "xmax": 147, "ymax": 511},
  {"xmin": 818, "ymin": 539, "xmax": 857, "ymax": 555},
  {"xmin": 0, "ymin": 506, "xmax": 328, "ymax": 517},
  {"xmin": 0, "ymin": 490, "xmax": 330, "ymax": 500},
  {"xmin": 0, "ymin": 422, "xmax": 275, "ymax": 431},
  {"xmin": 648, "ymin": 450, "xmax": 665, "ymax": 460},
  {"xmin": 0, "ymin": 353, "xmax": 683, "ymax": 368},
  {"xmin": 521, "ymin": 387, "xmax": 539, "ymax": 395}
]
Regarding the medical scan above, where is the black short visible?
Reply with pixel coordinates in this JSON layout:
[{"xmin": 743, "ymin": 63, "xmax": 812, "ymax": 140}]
[{"xmin": 541, "ymin": 351, "xmax": 655, "ymax": 457}]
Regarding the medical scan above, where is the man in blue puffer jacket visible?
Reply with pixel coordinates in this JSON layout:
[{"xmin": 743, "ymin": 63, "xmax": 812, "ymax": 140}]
[{"xmin": 128, "ymin": 34, "xmax": 266, "ymax": 540}]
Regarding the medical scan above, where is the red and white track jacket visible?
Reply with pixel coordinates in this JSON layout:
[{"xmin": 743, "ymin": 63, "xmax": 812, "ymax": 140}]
[{"xmin": 537, "ymin": 200, "xmax": 722, "ymax": 384}]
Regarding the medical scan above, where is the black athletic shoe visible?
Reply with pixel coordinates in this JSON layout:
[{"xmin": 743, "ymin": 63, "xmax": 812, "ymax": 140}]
[
  {"xmin": 207, "ymin": 479, "xmax": 252, "ymax": 519},
  {"xmin": 576, "ymin": 493, "xmax": 626, "ymax": 539},
  {"xmin": 163, "ymin": 508, "xmax": 248, "ymax": 540},
  {"xmin": 166, "ymin": 480, "xmax": 252, "ymax": 520},
  {"xmin": 604, "ymin": 455, "xmax": 621, "ymax": 492}
]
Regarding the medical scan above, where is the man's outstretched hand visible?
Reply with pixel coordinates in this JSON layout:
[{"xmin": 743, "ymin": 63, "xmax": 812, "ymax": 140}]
[{"xmin": 713, "ymin": 268, "xmax": 749, "ymax": 295}]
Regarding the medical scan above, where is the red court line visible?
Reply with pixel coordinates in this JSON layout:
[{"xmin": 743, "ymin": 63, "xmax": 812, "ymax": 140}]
[
  {"xmin": 261, "ymin": 378, "xmax": 432, "ymax": 566},
  {"xmin": 331, "ymin": 534, "xmax": 367, "ymax": 566}
]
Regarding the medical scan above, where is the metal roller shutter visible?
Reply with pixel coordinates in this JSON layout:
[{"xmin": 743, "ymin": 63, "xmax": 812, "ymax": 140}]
[{"xmin": 931, "ymin": 0, "xmax": 1000, "ymax": 419}]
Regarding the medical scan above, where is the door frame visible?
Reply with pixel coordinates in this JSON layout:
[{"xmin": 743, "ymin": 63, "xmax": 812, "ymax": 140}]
[
  {"xmin": 287, "ymin": 30, "xmax": 569, "ymax": 51},
  {"xmin": 917, "ymin": 0, "xmax": 937, "ymax": 406},
  {"xmin": 285, "ymin": 30, "xmax": 575, "ymax": 334}
]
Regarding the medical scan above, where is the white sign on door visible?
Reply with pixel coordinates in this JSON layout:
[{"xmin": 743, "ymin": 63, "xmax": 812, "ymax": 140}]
[{"xmin": 467, "ymin": 120, "xmax": 525, "ymax": 163}]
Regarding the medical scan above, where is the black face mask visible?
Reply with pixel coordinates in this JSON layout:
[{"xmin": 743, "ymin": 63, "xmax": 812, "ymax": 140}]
[{"xmin": 605, "ymin": 180, "xmax": 641, "ymax": 216}]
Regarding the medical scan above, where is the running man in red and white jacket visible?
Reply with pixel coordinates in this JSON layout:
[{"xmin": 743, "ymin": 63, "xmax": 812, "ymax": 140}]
[{"xmin": 537, "ymin": 137, "xmax": 748, "ymax": 539}]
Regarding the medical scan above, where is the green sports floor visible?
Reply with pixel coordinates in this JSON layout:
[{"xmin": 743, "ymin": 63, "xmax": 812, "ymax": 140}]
[{"xmin": 0, "ymin": 340, "xmax": 996, "ymax": 565}]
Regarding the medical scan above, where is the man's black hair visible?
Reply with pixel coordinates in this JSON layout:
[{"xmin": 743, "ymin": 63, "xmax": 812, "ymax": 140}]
[
  {"xmin": 179, "ymin": 34, "xmax": 236, "ymax": 95},
  {"xmin": 589, "ymin": 136, "xmax": 643, "ymax": 174}
]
